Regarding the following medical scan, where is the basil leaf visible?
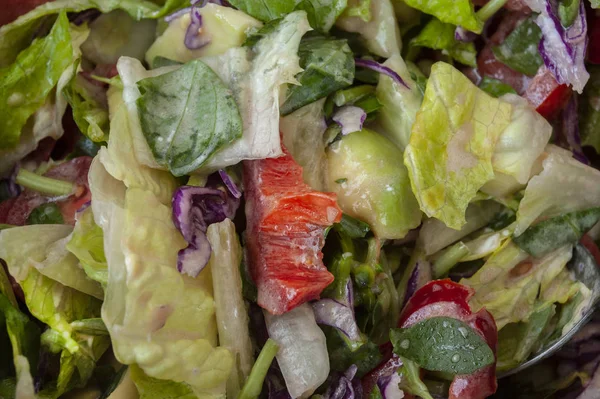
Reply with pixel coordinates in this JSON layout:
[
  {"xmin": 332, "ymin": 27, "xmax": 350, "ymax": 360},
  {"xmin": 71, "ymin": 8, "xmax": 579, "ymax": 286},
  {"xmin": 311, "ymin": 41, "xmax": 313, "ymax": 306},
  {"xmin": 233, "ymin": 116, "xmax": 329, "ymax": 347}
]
[
  {"xmin": 136, "ymin": 60, "xmax": 243, "ymax": 176},
  {"xmin": 411, "ymin": 19, "xmax": 477, "ymax": 67},
  {"xmin": 281, "ymin": 35, "xmax": 354, "ymax": 115},
  {"xmin": 492, "ymin": 17, "xmax": 543, "ymax": 77},
  {"xmin": 390, "ymin": 317, "xmax": 495, "ymax": 375},
  {"xmin": 0, "ymin": 12, "xmax": 72, "ymax": 150},
  {"xmin": 26, "ymin": 203, "xmax": 65, "ymax": 225},
  {"xmin": 559, "ymin": 0, "xmax": 580, "ymax": 28},
  {"xmin": 580, "ymin": 65, "xmax": 600, "ymax": 153},
  {"xmin": 513, "ymin": 207, "xmax": 600, "ymax": 258},
  {"xmin": 479, "ymin": 76, "xmax": 518, "ymax": 98}
]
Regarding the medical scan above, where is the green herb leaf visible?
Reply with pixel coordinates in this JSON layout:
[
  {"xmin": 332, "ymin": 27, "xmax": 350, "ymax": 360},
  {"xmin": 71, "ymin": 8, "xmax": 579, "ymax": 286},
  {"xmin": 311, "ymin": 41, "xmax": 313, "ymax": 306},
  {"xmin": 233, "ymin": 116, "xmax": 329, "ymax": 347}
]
[
  {"xmin": 411, "ymin": 19, "xmax": 477, "ymax": 67},
  {"xmin": 281, "ymin": 35, "xmax": 354, "ymax": 116},
  {"xmin": 403, "ymin": 0, "xmax": 483, "ymax": 33},
  {"xmin": 26, "ymin": 203, "xmax": 65, "ymax": 225},
  {"xmin": 492, "ymin": 17, "xmax": 543, "ymax": 77},
  {"xmin": 334, "ymin": 214, "xmax": 371, "ymax": 238},
  {"xmin": 580, "ymin": 65, "xmax": 600, "ymax": 153},
  {"xmin": 479, "ymin": 76, "xmax": 518, "ymax": 98},
  {"xmin": 559, "ymin": 0, "xmax": 580, "ymax": 28},
  {"xmin": 0, "ymin": 12, "xmax": 72, "ymax": 150},
  {"xmin": 390, "ymin": 317, "xmax": 495, "ymax": 375},
  {"xmin": 136, "ymin": 59, "xmax": 243, "ymax": 176},
  {"xmin": 513, "ymin": 207, "xmax": 600, "ymax": 258}
]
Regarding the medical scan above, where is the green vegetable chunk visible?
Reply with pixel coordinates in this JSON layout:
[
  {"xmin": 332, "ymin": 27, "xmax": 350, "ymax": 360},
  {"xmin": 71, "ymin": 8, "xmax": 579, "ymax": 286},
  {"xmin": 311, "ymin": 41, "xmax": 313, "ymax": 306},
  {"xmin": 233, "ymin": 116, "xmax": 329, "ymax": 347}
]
[
  {"xmin": 513, "ymin": 207, "xmax": 600, "ymax": 258},
  {"xmin": 136, "ymin": 59, "xmax": 243, "ymax": 176},
  {"xmin": 26, "ymin": 203, "xmax": 64, "ymax": 225},
  {"xmin": 479, "ymin": 77, "xmax": 517, "ymax": 98},
  {"xmin": 281, "ymin": 35, "xmax": 354, "ymax": 115},
  {"xmin": 580, "ymin": 65, "xmax": 600, "ymax": 153},
  {"xmin": 492, "ymin": 17, "xmax": 543, "ymax": 77},
  {"xmin": 0, "ymin": 12, "xmax": 72, "ymax": 150},
  {"xmin": 402, "ymin": 0, "xmax": 483, "ymax": 33},
  {"xmin": 559, "ymin": 0, "xmax": 580, "ymax": 28},
  {"xmin": 390, "ymin": 317, "xmax": 495, "ymax": 375},
  {"xmin": 411, "ymin": 18, "xmax": 477, "ymax": 67},
  {"xmin": 63, "ymin": 74, "xmax": 109, "ymax": 143}
]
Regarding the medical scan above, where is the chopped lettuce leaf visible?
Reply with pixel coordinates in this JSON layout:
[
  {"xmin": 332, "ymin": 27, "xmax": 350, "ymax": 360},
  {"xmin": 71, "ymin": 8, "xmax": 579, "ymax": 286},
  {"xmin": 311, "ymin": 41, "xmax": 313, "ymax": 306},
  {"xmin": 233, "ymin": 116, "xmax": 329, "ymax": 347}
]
[
  {"xmin": 403, "ymin": 0, "xmax": 482, "ymax": 33},
  {"xmin": 63, "ymin": 72, "xmax": 109, "ymax": 143},
  {"xmin": 336, "ymin": 0, "xmax": 402, "ymax": 57},
  {"xmin": 280, "ymin": 98, "xmax": 328, "ymax": 191},
  {"xmin": 375, "ymin": 55, "xmax": 424, "ymax": 151},
  {"xmin": 0, "ymin": 0, "xmax": 188, "ymax": 67},
  {"xmin": 327, "ymin": 128, "xmax": 421, "ymax": 239},
  {"xmin": 404, "ymin": 62, "xmax": 512, "ymax": 229},
  {"xmin": 515, "ymin": 145, "xmax": 600, "ymax": 235},
  {"xmin": 280, "ymin": 35, "xmax": 354, "ymax": 116},
  {"xmin": 207, "ymin": 220, "xmax": 253, "ymax": 397},
  {"xmin": 145, "ymin": 4, "xmax": 262, "ymax": 65},
  {"xmin": 130, "ymin": 364, "xmax": 197, "ymax": 399},
  {"xmin": 14, "ymin": 356, "xmax": 36, "ymax": 399},
  {"xmin": 491, "ymin": 94, "xmax": 552, "ymax": 185},
  {"xmin": 411, "ymin": 18, "xmax": 477, "ymax": 67},
  {"xmin": 66, "ymin": 207, "xmax": 108, "ymax": 286},
  {"xmin": 0, "ymin": 12, "xmax": 71, "ymax": 150}
]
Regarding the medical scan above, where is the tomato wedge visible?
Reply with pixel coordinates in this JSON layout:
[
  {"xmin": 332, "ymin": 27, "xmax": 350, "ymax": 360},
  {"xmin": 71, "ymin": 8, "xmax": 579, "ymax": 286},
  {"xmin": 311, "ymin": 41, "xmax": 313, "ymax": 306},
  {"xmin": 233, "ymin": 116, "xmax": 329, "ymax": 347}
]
[
  {"xmin": 523, "ymin": 68, "xmax": 572, "ymax": 119},
  {"xmin": 244, "ymin": 145, "xmax": 342, "ymax": 315}
]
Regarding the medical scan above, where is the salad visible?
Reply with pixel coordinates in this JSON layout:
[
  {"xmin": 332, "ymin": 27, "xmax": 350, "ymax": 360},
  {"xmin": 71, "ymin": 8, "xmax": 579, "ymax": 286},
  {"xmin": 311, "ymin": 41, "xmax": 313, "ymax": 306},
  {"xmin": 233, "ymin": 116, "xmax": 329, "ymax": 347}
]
[{"xmin": 1, "ymin": 0, "xmax": 600, "ymax": 398}]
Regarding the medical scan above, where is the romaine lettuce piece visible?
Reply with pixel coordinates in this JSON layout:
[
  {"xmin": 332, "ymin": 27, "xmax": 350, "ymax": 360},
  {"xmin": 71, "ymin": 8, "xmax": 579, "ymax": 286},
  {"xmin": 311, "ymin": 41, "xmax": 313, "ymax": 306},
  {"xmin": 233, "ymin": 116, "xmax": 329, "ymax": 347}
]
[
  {"xmin": 375, "ymin": 55, "xmax": 423, "ymax": 151},
  {"xmin": 515, "ymin": 145, "xmax": 600, "ymax": 235},
  {"xmin": 207, "ymin": 220, "xmax": 253, "ymax": 398},
  {"xmin": 66, "ymin": 207, "xmax": 108, "ymax": 286},
  {"xmin": 0, "ymin": 12, "xmax": 71, "ymax": 150},
  {"xmin": 145, "ymin": 4, "xmax": 262, "ymax": 65},
  {"xmin": 403, "ymin": 0, "xmax": 483, "ymax": 33},
  {"xmin": 336, "ymin": 0, "xmax": 402, "ymax": 57},
  {"xmin": 411, "ymin": 18, "xmax": 477, "ymax": 67},
  {"xmin": 327, "ymin": 128, "xmax": 421, "ymax": 239},
  {"xmin": 280, "ymin": 98, "xmax": 328, "ymax": 191},
  {"xmin": 404, "ymin": 62, "xmax": 512, "ymax": 229}
]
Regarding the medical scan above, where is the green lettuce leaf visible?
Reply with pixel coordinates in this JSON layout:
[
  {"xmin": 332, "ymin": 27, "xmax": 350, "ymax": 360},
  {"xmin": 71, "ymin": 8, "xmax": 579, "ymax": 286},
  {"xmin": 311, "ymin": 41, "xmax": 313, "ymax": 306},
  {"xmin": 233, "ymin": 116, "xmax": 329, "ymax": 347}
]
[
  {"xmin": 375, "ymin": 55, "xmax": 424, "ymax": 151},
  {"xmin": 63, "ymin": 72, "xmax": 109, "ymax": 143},
  {"xmin": 136, "ymin": 58, "xmax": 243, "ymax": 176},
  {"xmin": 327, "ymin": 128, "xmax": 421, "ymax": 239},
  {"xmin": 411, "ymin": 18, "xmax": 477, "ymax": 67},
  {"xmin": 491, "ymin": 16, "xmax": 543, "ymax": 77},
  {"xmin": 404, "ymin": 62, "xmax": 513, "ymax": 229},
  {"xmin": 336, "ymin": 0, "xmax": 402, "ymax": 57},
  {"xmin": 515, "ymin": 145, "xmax": 600, "ymax": 235},
  {"xmin": 280, "ymin": 35, "xmax": 354, "ymax": 116},
  {"xmin": 280, "ymin": 98, "xmax": 329, "ymax": 191},
  {"xmin": 0, "ymin": 12, "xmax": 72, "ymax": 150},
  {"xmin": 66, "ymin": 207, "xmax": 108, "ymax": 286},
  {"xmin": 580, "ymin": 65, "xmax": 600, "ymax": 153},
  {"xmin": 0, "ymin": 0, "xmax": 188, "ymax": 67},
  {"xmin": 130, "ymin": 364, "xmax": 196, "ymax": 399},
  {"xmin": 403, "ymin": 0, "xmax": 483, "ymax": 33},
  {"xmin": 145, "ymin": 4, "xmax": 262, "ymax": 65}
]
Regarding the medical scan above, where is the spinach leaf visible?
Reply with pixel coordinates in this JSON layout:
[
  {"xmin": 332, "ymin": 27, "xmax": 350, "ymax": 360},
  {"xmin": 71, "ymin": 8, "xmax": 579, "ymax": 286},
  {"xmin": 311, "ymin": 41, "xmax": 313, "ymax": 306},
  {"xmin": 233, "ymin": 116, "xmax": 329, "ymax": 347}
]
[
  {"xmin": 513, "ymin": 207, "xmax": 600, "ymax": 258},
  {"xmin": 281, "ymin": 35, "xmax": 354, "ymax": 115},
  {"xmin": 27, "ymin": 203, "xmax": 65, "ymax": 225},
  {"xmin": 390, "ymin": 317, "xmax": 495, "ymax": 375},
  {"xmin": 136, "ymin": 59, "xmax": 243, "ymax": 176},
  {"xmin": 411, "ymin": 18, "xmax": 477, "ymax": 67},
  {"xmin": 580, "ymin": 65, "xmax": 600, "ymax": 154},
  {"xmin": 228, "ymin": 0, "xmax": 347, "ymax": 31},
  {"xmin": 479, "ymin": 76, "xmax": 518, "ymax": 98},
  {"xmin": 0, "ymin": 12, "xmax": 72, "ymax": 150},
  {"xmin": 559, "ymin": 0, "xmax": 580, "ymax": 28},
  {"xmin": 492, "ymin": 17, "xmax": 543, "ymax": 77}
]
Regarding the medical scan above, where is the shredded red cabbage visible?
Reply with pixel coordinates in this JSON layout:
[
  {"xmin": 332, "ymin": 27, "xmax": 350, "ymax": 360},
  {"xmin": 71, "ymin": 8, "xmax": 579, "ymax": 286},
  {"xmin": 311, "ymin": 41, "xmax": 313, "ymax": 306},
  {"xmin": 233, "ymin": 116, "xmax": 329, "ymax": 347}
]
[
  {"xmin": 559, "ymin": 96, "xmax": 589, "ymax": 165},
  {"xmin": 312, "ymin": 298, "xmax": 361, "ymax": 341},
  {"xmin": 455, "ymin": 26, "xmax": 478, "ymax": 42},
  {"xmin": 184, "ymin": 8, "xmax": 211, "ymax": 50},
  {"xmin": 332, "ymin": 106, "xmax": 367, "ymax": 136},
  {"xmin": 354, "ymin": 58, "xmax": 409, "ymax": 89},
  {"xmin": 323, "ymin": 365, "xmax": 361, "ymax": 399},
  {"xmin": 218, "ymin": 169, "xmax": 242, "ymax": 199}
]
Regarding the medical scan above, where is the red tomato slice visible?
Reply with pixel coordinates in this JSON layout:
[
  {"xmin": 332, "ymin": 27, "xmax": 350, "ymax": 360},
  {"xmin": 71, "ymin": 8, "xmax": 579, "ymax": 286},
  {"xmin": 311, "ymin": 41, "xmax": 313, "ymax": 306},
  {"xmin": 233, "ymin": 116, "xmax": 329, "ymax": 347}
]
[
  {"xmin": 0, "ymin": 157, "xmax": 92, "ymax": 226},
  {"xmin": 244, "ymin": 145, "xmax": 342, "ymax": 315},
  {"xmin": 523, "ymin": 68, "xmax": 572, "ymax": 119}
]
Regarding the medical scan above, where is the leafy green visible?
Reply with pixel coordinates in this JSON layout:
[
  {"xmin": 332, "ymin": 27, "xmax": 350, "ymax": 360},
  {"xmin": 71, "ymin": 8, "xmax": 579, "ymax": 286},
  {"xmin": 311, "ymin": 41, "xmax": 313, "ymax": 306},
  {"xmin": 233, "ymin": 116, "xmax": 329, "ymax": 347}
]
[
  {"xmin": 397, "ymin": 357, "xmax": 434, "ymax": 399},
  {"xmin": 334, "ymin": 214, "xmax": 372, "ymax": 238},
  {"xmin": 391, "ymin": 317, "xmax": 495, "ymax": 374},
  {"xmin": 238, "ymin": 339, "xmax": 279, "ymax": 399},
  {"xmin": 559, "ymin": 0, "xmax": 580, "ymax": 28},
  {"xmin": 492, "ymin": 17, "xmax": 543, "ymax": 77},
  {"xmin": 515, "ymin": 145, "xmax": 600, "ymax": 235},
  {"xmin": 403, "ymin": 0, "xmax": 483, "ymax": 33},
  {"xmin": 66, "ymin": 207, "xmax": 108, "ymax": 286},
  {"xmin": 404, "ymin": 62, "xmax": 512, "ymax": 229},
  {"xmin": 376, "ymin": 55, "xmax": 424, "ymax": 151},
  {"xmin": 145, "ymin": 4, "xmax": 262, "ymax": 65},
  {"xmin": 513, "ymin": 208, "xmax": 600, "ymax": 258},
  {"xmin": 580, "ymin": 65, "xmax": 600, "ymax": 153},
  {"xmin": 281, "ymin": 35, "xmax": 354, "ymax": 116},
  {"xmin": 136, "ymin": 59, "xmax": 242, "ymax": 176},
  {"xmin": 26, "ymin": 203, "xmax": 64, "ymax": 225},
  {"xmin": 326, "ymin": 326, "xmax": 383, "ymax": 377},
  {"xmin": 0, "ymin": 12, "xmax": 72, "ymax": 150},
  {"xmin": 411, "ymin": 19, "xmax": 477, "ymax": 67},
  {"xmin": 0, "ymin": 0, "xmax": 188, "ymax": 67},
  {"xmin": 227, "ymin": 0, "xmax": 300, "ymax": 23},
  {"xmin": 63, "ymin": 73, "xmax": 109, "ymax": 143},
  {"xmin": 130, "ymin": 364, "xmax": 196, "ymax": 399},
  {"xmin": 479, "ymin": 76, "xmax": 518, "ymax": 98},
  {"xmin": 327, "ymin": 128, "xmax": 422, "ymax": 239},
  {"xmin": 345, "ymin": 0, "xmax": 372, "ymax": 21}
]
